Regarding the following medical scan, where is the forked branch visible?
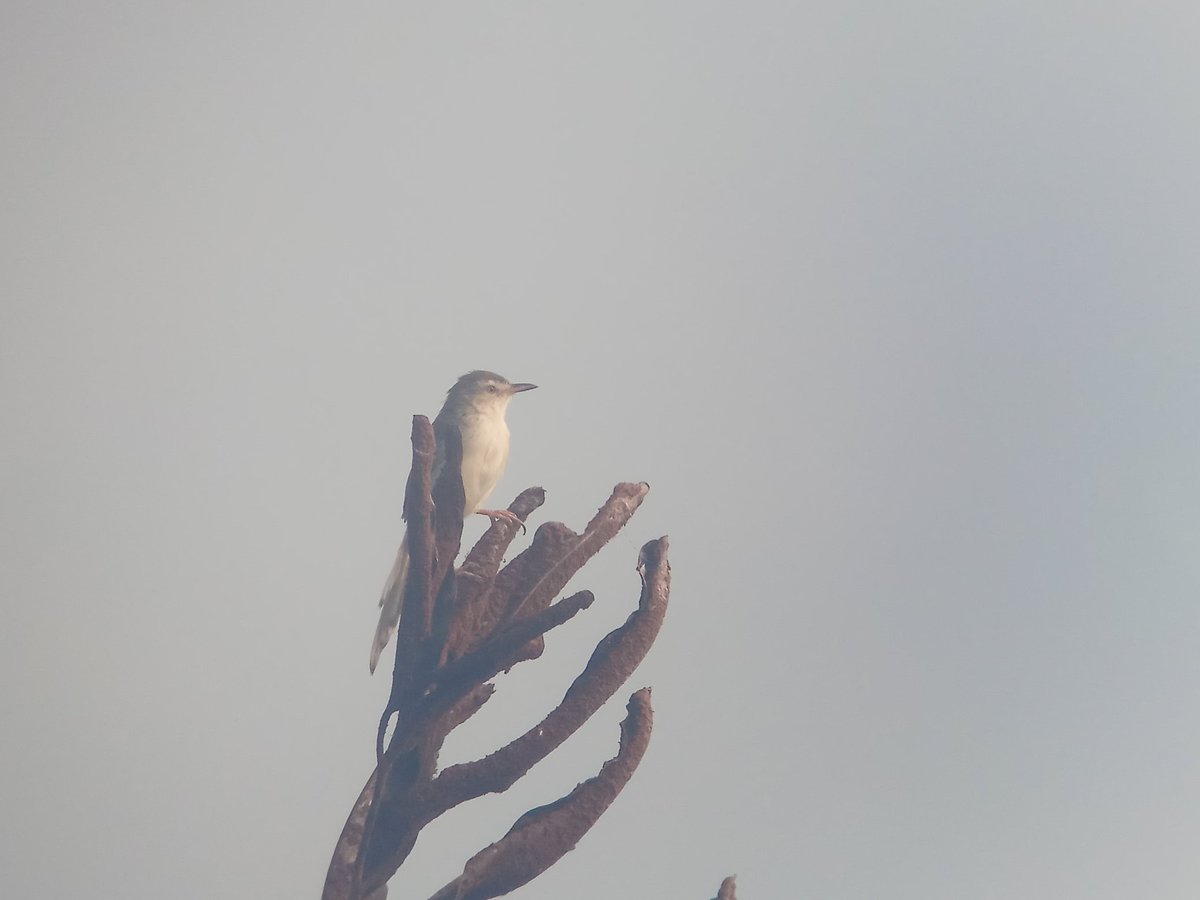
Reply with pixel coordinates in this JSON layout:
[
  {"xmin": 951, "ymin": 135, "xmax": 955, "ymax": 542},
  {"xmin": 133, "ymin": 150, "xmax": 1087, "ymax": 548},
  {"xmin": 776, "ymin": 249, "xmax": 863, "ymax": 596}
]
[{"xmin": 322, "ymin": 417, "xmax": 682, "ymax": 900}]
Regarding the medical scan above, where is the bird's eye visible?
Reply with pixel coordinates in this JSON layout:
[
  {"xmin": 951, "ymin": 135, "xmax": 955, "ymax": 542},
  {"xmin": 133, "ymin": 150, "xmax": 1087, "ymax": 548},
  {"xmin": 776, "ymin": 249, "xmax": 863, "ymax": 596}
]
[{"xmin": 487, "ymin": 384, "xmax": 497, "ymax": 393}]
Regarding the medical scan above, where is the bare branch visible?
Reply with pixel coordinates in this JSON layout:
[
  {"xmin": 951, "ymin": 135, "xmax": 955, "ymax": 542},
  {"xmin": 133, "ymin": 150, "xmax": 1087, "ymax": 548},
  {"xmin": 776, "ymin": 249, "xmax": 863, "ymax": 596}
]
[
  {"xmin": 322, "ymin": 771, "xmax": 377, "ymax": 900},
  {"xmin": 390, "ymin": 416, "xmax": 436, "ymax": 688},
  {"xmin": 416, "ymin": 536, "xmax": 670, "ymax": 821},
  {"xmin": 508, "ymin": 482, "xmax": 650, "ymax": 623},
  {"xmin": 713, "ymin": 875, "xmax": 738, "ymax": 900},
  {"xmin": 323, "ymin": 460, "xmax": 686, "ymax": 900},
  {"xmin": 443, "ymin": 521, "xmax": 578, "ymax": 665},
  {"xmin": 456, "ymin": 487, "xmax": 547, "ymax": 601},
  {"xmin": 430, "ymin": 590, "xmax": 596, "ymax": 701},
  {"xmin": 358, "ymin": 535, "xmax": 669, "ymax": 895},
  {"xmin": 427, "ymin": 689, "xmax": 654, "ymax": 900}
]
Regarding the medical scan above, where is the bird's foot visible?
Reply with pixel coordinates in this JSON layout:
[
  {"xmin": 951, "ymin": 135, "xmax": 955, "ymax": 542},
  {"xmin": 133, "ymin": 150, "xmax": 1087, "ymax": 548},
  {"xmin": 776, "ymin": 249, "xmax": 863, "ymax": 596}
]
[{"xmin": 476, "ymin": 508, "xmax": 527, "ymax": 534}]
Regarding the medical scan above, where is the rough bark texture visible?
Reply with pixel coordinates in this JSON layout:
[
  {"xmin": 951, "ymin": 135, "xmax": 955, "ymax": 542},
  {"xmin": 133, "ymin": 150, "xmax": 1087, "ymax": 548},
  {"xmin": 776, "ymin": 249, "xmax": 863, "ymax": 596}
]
[
  {"xmin": 427, "ymin": 690, "xmax": 654, "ymax": 900},
  {"xmin": 321, "ymin": 416, "xmax": 689, "ymax": 900}
]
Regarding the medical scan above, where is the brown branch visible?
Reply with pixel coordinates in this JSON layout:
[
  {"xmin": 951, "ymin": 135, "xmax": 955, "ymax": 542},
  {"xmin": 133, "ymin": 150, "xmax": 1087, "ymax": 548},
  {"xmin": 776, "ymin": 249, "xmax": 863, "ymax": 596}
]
[
  {"xmin": 507, "ymin": 482, "xmax": 649, "ymax": 623},
  {"xmin": 443, "ymin": 521, "xmax": 577, "ymax": 664},
  {"xmin": 713, "ymin": 875, "xmax": 738, "ymax": 900},
  {"xmin": 390, "ymin": 416, "xmax": 436, "ymax": 689},
  {"xmin": 427, "ymin": 689, "xmax": 654, "ymax": 900},
  {"xmin": 430, "ymin": 590, "xmax": 595, "ymax": 702},
  {"xmin": 321, "ymin": 771, "xmax": 377, "ymax": 900},
  {"xmin": 440, "ymin": 482, "xmax": 647, "ymax": 673},
  {"xmin": 357, "ymin": 534, "xmax": 671, "ymax": 900},
  {"xmin": 456, "ymin": 487, "xmax": 547, "ymax": 605},
  {"xmin": 359, "ymin": 535, "xmax": 669, "ymax": 895},
  {"xmin": 328, "ymin": 418, "xmax": 445, "ymax": 900},
  {"xmin": 325, "ymin": 464, "xmax": 678, "ymax": 900},
  {"xmin": 428, "ymin": 536, "xmax": 669, "ymax": 805},
  {"xmin": 374, "ymin": 587, "xmax": 596, "ymax": 779}
]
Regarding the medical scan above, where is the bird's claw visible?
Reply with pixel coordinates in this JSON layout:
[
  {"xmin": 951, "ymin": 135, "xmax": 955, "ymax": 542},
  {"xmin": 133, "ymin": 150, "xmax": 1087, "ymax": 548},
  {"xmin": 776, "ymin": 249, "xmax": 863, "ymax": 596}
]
[{"xmin": 476, "ymin": 508, "xmax": 527, "ymax": 534}]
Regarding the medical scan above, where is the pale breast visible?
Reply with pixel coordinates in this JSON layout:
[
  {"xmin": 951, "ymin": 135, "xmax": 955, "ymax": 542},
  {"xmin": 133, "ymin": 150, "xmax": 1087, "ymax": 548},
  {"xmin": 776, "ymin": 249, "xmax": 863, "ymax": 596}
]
[{"xmin": 457, "ymin": 415, "xmax": 510, "ymax": 512}]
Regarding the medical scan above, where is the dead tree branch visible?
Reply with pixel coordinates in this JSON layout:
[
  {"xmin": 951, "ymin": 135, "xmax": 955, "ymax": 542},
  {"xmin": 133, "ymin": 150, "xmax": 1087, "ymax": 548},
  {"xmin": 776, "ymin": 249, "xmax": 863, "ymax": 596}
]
[
  {"xmin": 322, "ymin": 416, "xmax": 674, "ymax": 900},
  {"xmin": 713, "ymin": 875, "xmax": 738, "ymax": 900},
  {"xmin": 427, "ymin": 689, "xmax": 654, "ymax": 900}
]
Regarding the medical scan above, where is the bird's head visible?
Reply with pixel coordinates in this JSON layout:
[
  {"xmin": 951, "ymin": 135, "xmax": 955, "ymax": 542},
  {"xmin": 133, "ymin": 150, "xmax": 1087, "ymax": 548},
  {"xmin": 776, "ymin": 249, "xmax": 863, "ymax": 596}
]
[{"xmin": 446, "ymin": 370, "xmax": 537, "ymax": 416}]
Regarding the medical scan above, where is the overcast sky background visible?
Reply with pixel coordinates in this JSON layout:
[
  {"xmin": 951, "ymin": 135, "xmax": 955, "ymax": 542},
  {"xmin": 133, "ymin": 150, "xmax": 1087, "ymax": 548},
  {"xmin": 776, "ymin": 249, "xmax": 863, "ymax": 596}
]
[{"xmin": 3, "ymin": 3, "xmax": 1199, "ymax": 898}]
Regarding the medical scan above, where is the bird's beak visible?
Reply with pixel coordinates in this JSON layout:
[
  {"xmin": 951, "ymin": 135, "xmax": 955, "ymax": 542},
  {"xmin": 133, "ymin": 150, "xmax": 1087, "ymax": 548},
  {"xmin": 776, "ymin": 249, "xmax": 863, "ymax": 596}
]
[{"xmin": 510, "ymin": 382, "xmax": 538, "ymax": 394}]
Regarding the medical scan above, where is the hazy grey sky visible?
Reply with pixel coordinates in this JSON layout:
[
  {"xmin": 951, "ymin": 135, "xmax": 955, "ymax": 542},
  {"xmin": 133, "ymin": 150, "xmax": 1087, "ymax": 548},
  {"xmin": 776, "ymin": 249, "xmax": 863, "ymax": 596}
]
[{"xmin": 3, "ymin": 3, "xmax": 1198, "ymax": 898}]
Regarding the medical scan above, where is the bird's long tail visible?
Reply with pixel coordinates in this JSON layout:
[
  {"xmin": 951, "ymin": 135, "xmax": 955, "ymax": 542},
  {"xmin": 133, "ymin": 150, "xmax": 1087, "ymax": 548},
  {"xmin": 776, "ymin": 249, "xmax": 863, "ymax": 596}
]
[{"xmin": 370, "ymin": 532, "xmax": 409, "ymax": 674}]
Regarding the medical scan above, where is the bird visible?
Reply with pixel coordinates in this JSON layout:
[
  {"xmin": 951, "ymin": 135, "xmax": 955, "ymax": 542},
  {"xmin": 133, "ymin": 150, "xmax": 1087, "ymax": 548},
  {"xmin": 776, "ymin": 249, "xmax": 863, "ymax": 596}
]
[{"xmin": 369, "ymin": 370, "xmax": 537, "ymax": 674}]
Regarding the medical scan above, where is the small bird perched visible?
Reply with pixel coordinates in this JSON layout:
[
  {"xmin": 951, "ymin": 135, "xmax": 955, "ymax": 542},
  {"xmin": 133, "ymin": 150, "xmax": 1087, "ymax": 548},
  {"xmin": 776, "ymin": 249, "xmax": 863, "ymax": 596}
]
[{"xmin": 369, "ymin": 370, "xmax": 537, "ymax": 674}]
